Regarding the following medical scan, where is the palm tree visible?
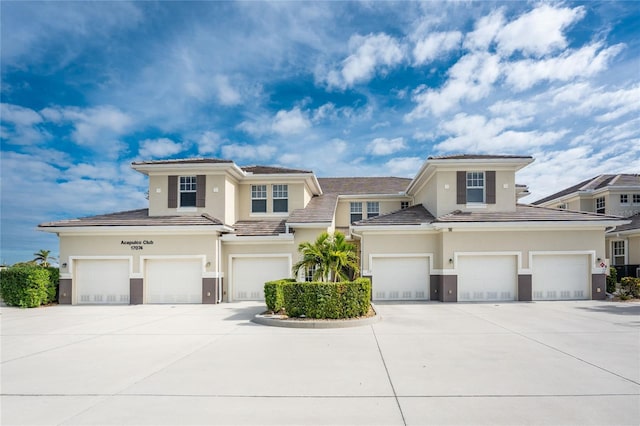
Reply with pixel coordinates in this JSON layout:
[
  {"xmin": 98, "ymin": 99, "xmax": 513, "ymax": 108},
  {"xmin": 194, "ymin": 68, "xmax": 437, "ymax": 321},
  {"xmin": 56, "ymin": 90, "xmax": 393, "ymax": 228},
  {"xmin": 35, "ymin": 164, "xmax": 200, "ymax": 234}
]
[
  {"xmin": 292, "ymin": 231, "xmax": 359, "ymax": 282},
  {"xmin": 33, "ymin": 249, "xmax": 56, "ymax": 267},
  {"xmin": 293, "ymin": 232, "xmax": 332, "ymax": 282}
]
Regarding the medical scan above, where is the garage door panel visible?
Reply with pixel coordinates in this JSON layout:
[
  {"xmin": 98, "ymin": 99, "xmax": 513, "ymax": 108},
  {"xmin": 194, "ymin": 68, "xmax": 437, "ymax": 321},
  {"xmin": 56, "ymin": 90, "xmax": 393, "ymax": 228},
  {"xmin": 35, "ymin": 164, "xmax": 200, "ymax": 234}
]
[
  {"xmin": 146, "ymin": 259, "xmax": 202, "ymax": 304},
  {"xmin": 233, "ymin": 257, "xmax": 290, "ymax": 301},
  {"xmin": 372, "ymin": 257, "xmax": 429, "ymax": 301},
  {"xmin": 532, "ymin": 255, "xmax": 589, "ymax": 300},
  {"xmin": 76, "ymin": 260, "xmax": 130, "ymax": 304},
  {"xmin": 458, "ymin": 256, "xmax": 517, "ymax": 302}
]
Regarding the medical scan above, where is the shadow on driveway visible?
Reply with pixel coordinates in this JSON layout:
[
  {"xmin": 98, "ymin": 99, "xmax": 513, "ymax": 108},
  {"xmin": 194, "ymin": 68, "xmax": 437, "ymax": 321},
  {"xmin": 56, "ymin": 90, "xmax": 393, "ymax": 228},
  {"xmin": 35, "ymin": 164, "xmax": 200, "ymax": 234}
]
[{"xmin": 576, "ymin": 303, "xmax": 640, "ymax": 316}]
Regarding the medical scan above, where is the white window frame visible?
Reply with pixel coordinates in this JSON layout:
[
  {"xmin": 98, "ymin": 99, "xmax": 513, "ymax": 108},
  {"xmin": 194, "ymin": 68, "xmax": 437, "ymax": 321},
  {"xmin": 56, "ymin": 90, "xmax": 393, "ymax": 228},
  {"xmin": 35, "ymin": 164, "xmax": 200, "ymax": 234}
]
[
  {"xmin": 466, "ymin": 172, "xmax": 485, "ymax": 204},
  {"xmin": 633, "ymin": 194, "xmax": 640, "ymax": 205},
  {"xmin": 179, "ymin": 176, "xmax": 197, "ymax": 208},
  {"xmin": 620, "ymin": 194, "xmax": 629, "ymax": 205},
  {"xmin": 557, "ymin": 203, "xmax": 567, "ymax": 210},
  {"xmin": 595, "ymin": 196, "xmax": 605, "ymax": 214},
  {"xmin": 272, "ymin": 184, "xmax": 288, "ymax": 213},
  {"xmin": 367, "ymin": 201, "xmax": 380, "ymax": 218},
  {"xmin": 401, "ymin": 201, "xmax": 409, "ymax": 209},
  {"xmin": 612, "ymin": 240, "xmax": 626, "ymax": 266},
  {"xmin": 251, "ymin": 185, "xmax": 267, "ymax": 213},
  {"xmin": 304, "ymin": 265, "xmax": 317, "ymax": 282},
  {"xmin": 350, "ymin": 202, "xmax": 363, "ymax": 223}
]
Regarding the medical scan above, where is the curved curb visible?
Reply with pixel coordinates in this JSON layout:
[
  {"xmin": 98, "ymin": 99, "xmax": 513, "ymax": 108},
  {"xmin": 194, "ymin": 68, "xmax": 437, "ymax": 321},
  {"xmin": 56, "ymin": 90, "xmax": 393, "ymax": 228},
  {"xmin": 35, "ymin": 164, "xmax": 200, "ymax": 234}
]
[{"xmin": 251, "ymin": 305, "xmax": 380, "ymax": 329}]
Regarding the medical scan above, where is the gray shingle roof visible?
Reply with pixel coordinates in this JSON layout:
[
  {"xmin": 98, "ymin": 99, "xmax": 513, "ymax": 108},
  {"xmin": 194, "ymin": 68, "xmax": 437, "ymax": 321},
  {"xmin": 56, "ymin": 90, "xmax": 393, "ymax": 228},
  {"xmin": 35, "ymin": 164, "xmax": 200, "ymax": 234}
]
[
  {"xmin": 353, "ymin": 204, "xmax": 435, "ymax": 226},
  {"xmin": 427, "ymin": 154, "xmax": 533, "ymax": 160},
  {"xmin": 318, "ymin": 177, "xmax": 411, "ymax": 195},
  {"xmin": 532, "ymin": 174, "xmax": 640, "ymax": 205},
  {"xmin": 132, "ymin": 158, "xmax": 233, "ymax": 165},
  {"xmin": 242, "ymin": 165, "xmax": 312, "ymax": 174},
  {"xmin": 610, "ymin": 212, "xmax": 640, "ymax": 232},
  {"xmin": 434, "ymin": 204, "xmax": 623, "ymax": 223},
  {"xmin": 232, "ymin": 220, "xmax": 287, "ymax": 236},
  {"xmin": 287, "ymin": 194, "xmax": 338, "ymax": 223},
  {"xmin": 38, "ymin": 209, "xmax": 224, "ymax": 227}
]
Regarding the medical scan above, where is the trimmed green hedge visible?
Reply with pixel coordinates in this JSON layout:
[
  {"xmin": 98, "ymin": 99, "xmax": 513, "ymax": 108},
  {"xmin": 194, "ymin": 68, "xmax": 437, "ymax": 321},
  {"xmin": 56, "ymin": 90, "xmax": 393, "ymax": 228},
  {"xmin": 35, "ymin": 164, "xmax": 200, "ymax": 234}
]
[
  {"xmin": 0, "ymin": 266, "xmax": 58, "ymax": 308},
  {"xmin": 264, "ymin": 278, "xmax": 371, "ymax": 319},
  {"xmin": 620, "ymin": 277, "xmax": 640, "ymax": 299}
]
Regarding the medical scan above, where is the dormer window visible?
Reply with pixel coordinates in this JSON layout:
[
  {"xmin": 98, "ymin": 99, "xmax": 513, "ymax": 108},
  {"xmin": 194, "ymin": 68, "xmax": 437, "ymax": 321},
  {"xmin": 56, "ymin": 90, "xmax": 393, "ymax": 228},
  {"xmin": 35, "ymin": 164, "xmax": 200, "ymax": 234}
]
[
  {"xmin": 466, "ymin": 172, "xmax": 485, "ymax": 203},
  {"xmin": 273, "ymin": 184, "xmax": 288, "ymax": 213},
  {"xmin": 179, "ymin": 176, "xmax": 197, "ymax": 207},
  {"xmin": 620, "ymin": 194, "xmax": 628, "ymax": 205},
  {"xmin": 595, "ymin": 197, "xmax": 605, "ymax": 214},
  {"xmin": 251, "ymin": 185, "xmax": 267, "ymax": 213}
]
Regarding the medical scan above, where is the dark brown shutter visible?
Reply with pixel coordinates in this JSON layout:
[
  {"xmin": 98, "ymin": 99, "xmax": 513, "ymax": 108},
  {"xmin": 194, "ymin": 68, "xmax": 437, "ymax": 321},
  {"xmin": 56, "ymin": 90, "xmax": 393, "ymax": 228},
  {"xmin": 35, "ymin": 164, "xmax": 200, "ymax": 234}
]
[
  {"xmin": 486, "ymin": 171, "xmax": 496, "ymax": 204},
  {"xmin": 168, "ymin": 175, "xmax": 177, "ymax": 208},
  {"xmin": 196, "ymin": 175, "xmax": 206, "ymax": 208},
  {"xmin": 456, "ymin": 171, "xmax": 466, "ymax": 204}
]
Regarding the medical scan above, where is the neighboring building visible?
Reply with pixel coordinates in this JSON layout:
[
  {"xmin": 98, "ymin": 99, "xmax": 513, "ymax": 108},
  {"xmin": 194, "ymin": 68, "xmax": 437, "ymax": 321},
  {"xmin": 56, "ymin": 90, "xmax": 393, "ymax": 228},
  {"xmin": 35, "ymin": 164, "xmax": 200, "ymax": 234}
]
[
  {"xmin": 39, "ymin": 155, "xmax": 627, "ymax": 305},
  {"xmin": 533, "ymin": 174, "xmax": 640, "ymax": 278}
]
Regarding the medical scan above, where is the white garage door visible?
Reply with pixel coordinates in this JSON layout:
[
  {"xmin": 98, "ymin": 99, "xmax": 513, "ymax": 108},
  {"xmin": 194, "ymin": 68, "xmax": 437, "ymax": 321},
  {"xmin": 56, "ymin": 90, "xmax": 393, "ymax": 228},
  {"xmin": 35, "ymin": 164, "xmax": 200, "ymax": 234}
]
[
  {"xmin": 75, "ymin": 259, "xmax": 130, "ymax": 304},
  {"xmin": 232, "ymin": 257, "xmax": 290, "ymax": 301},
  {"xmin": 372, "ymin": 257, "xmax": 429, "ymax": 301},
  {"xmin": 458, "ymin": 255, "xmax": 517, "ymax": 301},
  {"xmin": 532, "ymin": 255, "xmax": 590, "ymax": 300},
  {"xmin": 146, "ymin": 259, "xmax": 202, "ymax": 304}
]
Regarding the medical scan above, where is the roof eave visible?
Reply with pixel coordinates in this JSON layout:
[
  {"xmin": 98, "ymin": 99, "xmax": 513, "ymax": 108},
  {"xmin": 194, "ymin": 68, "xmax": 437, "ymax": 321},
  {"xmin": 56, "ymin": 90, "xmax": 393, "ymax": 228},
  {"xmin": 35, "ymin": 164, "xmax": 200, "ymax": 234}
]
[
  {"xmin": 431, "ymin": 220, "xmax": 629, "ymax": 229},
  {"xmin": 37, "ymin": 224, "xmax": 232, "ymax": 234}
]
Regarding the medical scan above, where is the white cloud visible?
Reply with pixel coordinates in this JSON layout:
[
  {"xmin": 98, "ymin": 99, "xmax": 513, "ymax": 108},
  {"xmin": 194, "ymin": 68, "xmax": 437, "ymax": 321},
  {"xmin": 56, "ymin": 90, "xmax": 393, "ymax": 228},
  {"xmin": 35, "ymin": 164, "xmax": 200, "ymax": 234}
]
[
  {"xmin": 0, "ymin": 103, "xmax": 49, "ymax": 145},
  {"xmin": 464, "ymin": 9, "xmax": 504, "ymax": 51},
  {"xmin": 220, "ymin": 144, "xmax": 276, "ymax": 161},
  {"xmin": 550, "ymin": 83, "xmax": 640, "ymax": 123},
  {"xmin": 196, "ymin": 131, "xmax": 222, "ymax": 155},
  {"xmin": 413, "ymin": 31, "xmax": 461, "ymax": 65},
  {"xmin": 213, "ymin": 75, "xmax": 242, "ymax": 106},
  {"xmin": 40, "ymin": 105, "xmax": 133, "ymax": 146},
  {"xmin": 406, "ymin": 52, "xmax": 500, "ymax": 118},
  {"xmin": 367, "ymin": 137, "xmax": 407, "ymax": 156},
  {"xmin": 495, "ymin": 5, "xmax": 585, "ymax": 57},
  {"xmin": 272, "ymin": 107, "xmax": 311, "ymax": 135},
  {"xmin": 435, "ymin": 113, "xmax": 566, "ymax": 153},
  {"xmin": 138, "ymin": 138, "xmax": 184, "ymax": 158},
  {"xmin": 504, "ymin": 42, "xmax": 625, "ymax": 91},
  {"xmin": 325, "ymin": 33, "xmax": 404, "ymax": 89},
  {"xmin": 384, "ymin": 156, "xmax": 423, "ymax": 177}
]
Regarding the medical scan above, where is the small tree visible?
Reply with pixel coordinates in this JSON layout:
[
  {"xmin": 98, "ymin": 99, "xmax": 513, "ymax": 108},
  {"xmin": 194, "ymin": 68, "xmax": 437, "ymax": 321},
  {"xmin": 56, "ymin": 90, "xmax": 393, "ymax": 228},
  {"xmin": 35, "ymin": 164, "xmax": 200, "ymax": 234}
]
[
  {"xmin": 33, "ymin": 249, "xmax": 56, "ymax": 268},
  {"xmin": 292, "ymin": 231, "xmax": 359, "ymax": 282}
]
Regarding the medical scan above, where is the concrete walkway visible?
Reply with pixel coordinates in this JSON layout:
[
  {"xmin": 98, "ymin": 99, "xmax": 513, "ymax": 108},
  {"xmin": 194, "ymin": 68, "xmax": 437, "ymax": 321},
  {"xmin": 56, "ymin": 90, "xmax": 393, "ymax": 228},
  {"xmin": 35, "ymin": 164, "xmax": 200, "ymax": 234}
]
[{"xmin": 1, "ymin": 301, "xmax": 639, "ymax": 425}]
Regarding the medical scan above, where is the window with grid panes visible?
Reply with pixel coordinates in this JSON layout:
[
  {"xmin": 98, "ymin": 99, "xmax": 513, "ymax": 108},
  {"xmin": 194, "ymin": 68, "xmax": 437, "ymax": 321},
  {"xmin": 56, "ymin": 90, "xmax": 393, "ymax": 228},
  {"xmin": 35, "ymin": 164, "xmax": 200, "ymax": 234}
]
[
  {"xmin": 466, "ymin": 172, "xmax": 484, "ymax": 203},
  {"xmin": 272, "ymin": 184, "xmax": 288, "ymax": 213},
  {"xmin": 620, "ymin": 194, "xmax": 629, "ymax": 205},
  {"xmin": 350, "ymin": 202, "xmax": 362, "ymax": 223},
  {"xmin": 179, "ymin": 176, "xmax": 197, "ymax": 207},
  {"xmin": 401, "ymin": 201, "xmax": 409, "ymax": 209},
  {"xmin": 367, "ymin": 201, "xmax": 380, "ymax": 218},
  {"xmin": 612, "ymin": 241, "xmax": 625, "ymax": 265},
  {"xmin": 251, "ymin": 185, "xmax": 267, "ymax": 213},
  {"xmin": 596, "ymin": 197, "xmax": 605, "ymax": 214},
  {"xmin": 634, "ymin": 194, "xmax": 640, "ymax": 205}
]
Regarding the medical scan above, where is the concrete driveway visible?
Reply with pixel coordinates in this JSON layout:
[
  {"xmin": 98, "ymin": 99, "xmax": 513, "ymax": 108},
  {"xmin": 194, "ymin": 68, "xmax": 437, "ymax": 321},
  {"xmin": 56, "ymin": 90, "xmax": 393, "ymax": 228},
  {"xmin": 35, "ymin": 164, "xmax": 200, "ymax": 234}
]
[{"xmin": 1, "ymin": 301, "xmax": 639, "ymax": 425}]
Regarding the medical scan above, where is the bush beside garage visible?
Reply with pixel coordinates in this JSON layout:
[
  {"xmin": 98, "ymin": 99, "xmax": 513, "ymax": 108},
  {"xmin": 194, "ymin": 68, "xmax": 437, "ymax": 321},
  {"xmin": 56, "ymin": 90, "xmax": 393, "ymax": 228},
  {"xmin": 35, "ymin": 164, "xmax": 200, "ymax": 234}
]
[{"xmin": 0, "ymin": 266, "xmax": 59, "ymax": 308}]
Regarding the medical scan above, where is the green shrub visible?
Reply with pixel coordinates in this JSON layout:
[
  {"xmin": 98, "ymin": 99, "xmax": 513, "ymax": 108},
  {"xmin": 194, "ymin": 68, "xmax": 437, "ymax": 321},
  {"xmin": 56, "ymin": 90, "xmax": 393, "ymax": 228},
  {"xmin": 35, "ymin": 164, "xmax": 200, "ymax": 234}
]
[
  {"xmin": 264, "ymin": 278, "xmax": 294, "ymax": 312},
  {"xmin": 606, "ymin": 267, "xmax": 618, "ymax": 294},
  {"xmin": 265, "ymin": 278, "xmax": 371, "ymax": 319},
  {"xmin": 620, "ymin": 277, "xmax": 640, "ymax": 299},
  {"xmin": 0, "ymin": 266, "xmax": 52, "ymax": 308}
]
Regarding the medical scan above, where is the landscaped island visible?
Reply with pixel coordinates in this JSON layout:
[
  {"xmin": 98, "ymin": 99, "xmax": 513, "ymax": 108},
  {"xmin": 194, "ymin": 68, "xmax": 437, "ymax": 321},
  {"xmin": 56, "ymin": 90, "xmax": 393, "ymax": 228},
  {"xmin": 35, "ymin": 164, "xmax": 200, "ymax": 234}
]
[{"xmin": 264, "ymin": 231, "xmax": 372, "ymax": 319}]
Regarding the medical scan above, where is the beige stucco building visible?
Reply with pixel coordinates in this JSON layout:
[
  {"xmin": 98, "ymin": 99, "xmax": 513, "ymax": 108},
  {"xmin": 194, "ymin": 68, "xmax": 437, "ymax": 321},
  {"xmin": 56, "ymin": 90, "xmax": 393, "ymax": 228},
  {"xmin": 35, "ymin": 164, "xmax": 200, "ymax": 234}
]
[
  {"xmin": 39, "ymin": 155, "xmax": 628, "ymax": 305},
  {"xmin": 533, "ymin": 174, "xmax": 640, "ymax": 278}
]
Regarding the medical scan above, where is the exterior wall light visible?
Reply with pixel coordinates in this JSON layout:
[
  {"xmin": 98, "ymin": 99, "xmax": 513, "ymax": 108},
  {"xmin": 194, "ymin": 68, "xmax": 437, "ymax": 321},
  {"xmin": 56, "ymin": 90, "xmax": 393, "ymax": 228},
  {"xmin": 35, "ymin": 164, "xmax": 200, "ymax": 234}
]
[
  {"xmin": 61, "ymin": 263, "xmax": 67, "ymax": 268},
  {"xmin": 448, "ymin": 258, "xmax": 453, "ymax": 264}
]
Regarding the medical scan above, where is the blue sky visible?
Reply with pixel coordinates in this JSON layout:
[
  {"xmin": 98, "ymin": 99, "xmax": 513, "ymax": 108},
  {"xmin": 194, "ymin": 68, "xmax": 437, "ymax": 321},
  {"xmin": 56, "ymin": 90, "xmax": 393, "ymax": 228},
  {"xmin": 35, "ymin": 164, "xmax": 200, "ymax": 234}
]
[{"xmin": 1, "ymin": 1, "xmax": 639, "ymax": 265}]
